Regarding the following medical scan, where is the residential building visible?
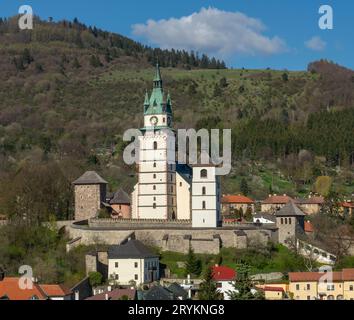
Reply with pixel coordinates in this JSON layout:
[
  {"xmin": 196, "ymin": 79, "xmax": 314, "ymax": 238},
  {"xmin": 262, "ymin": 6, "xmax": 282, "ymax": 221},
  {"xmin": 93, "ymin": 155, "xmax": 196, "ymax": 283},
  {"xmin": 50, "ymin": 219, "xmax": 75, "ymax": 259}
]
[
  {"xmin": 143, "ymin": 284, "xmax": 186, "ymax": 300},
  {"xmin": 261, "ymin": 194, "xmax": 294, "ymax": 213},
  {"xmin": 0, "ymin": 277, "xmax": 72, "ymax": 300},
  {"xmin": 253, "ymin": 212, "xmax": 276, "ymax": 224},
  {"xmin": 263, "ymin": 286, "xmax": 286, "ymax": 300},
  {"xmin": 295, "ymin": 195, "xmax": 324, "ymax": 215},
  {"xmin": 108, "ymin": 240, "xmax": 159, "ymax": 286},
  {"xmin": 289, "ymin": 268, "xmax": 354, "ymax": 300},
  {"xmin": 221, "ymin": 194, "xmax": 255, "ymax": 216},
  {"xmin": 341, "ymin": 201, "xmax": 354, "ymax": 216},
  {"xmin": 86, "ymin": 288, "xmax": 136, "ymax": 300},
  {"xmin": 212, "ymin": 265, "xmax": 236, "ymax": 300}
]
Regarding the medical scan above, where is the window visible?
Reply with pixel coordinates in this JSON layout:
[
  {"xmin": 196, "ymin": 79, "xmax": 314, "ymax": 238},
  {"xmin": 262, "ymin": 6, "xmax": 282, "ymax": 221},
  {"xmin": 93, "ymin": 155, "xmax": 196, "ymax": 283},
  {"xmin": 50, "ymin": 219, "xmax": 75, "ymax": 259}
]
[
  {"xmin": 153, "ymin": 142, "xmax": 158, "ymax": 150},
  {"xmin": 202, "ymin": 187, "xmax": 206, "ymax": 195},
  {"xmin": 153, "ymin": 197, "xmax": 156, "ymax": 201},
  {"xmin": 285, "ymin": 218, "xmax": 288, "ymax": 224},
  {"xmin": 135, "ymin": 274, "xmax": 138, "ymax": 280},
  {"xmin": 202, "ymin": 201, "xmax": 206, "ymax": 210},
  {"xmin": 281, "ymin": 218, "xmax": 284, "ymax": 224},
  {"xmin": 153, "ymin": 185, "xmax": 156, "ymax": 190},
  {"xmin": 170, "ymin": 174, "xmax": 173, "ymax": 181},
  {"xmin": 134, "ymin": 262, "xmax": 138, "ymax": 268},
  {"xmin": 350, "ymin": 285, "xmax": 353, "ymax": 291},
  {"xmin": 115, "ymin": 262, "xmax": 118, "ymax": 268},
  {"xmin": 153, "ymin": 174, "xmax": 156, "ymax": 179},
  {"xmin": 200, "ymin": 169, "xmax": 208, "ymax": 178},
  {"xmin": 171, "ymin": 186, "xmax": 173, "ymax": 193},
  {"xmin": 153, "ymin": 203, "xmax": 156, "ymax": 209},
  {"xmin": 163, "ymin": 117, "xmax": 166, "ymax": 123},
  {"xmin": 296, "ymin": 284, "xmax": 300, "ymax": 290},
  {"xmin": 153, "ymin": 162, "xmax": 157, "ymax": 168},
  {"xmin": 289, "ymin": 218, "xmax": 292, "ymax": 224},
  {"xmin": 115, "ymin": 274, "xmax": 119, "ymax": 280},
  {"xmin": 180, "ymin": 182, "xmax": 182, "ymax": 187},
  {"xmin": 307, "ymin": 284, "xmax": 311, "ymax": 290},
  {"xmin": 307, "ymin": 296, "xmax": 311, "ymax": 300}
]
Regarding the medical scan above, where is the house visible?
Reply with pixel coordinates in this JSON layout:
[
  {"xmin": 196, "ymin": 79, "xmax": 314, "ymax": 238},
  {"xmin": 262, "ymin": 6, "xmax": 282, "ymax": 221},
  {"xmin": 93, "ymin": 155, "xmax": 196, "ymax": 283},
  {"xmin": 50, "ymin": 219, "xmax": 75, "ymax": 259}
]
[
  {"xmin": 108, "ymin": 240, "xmax": 159, "ymax": 286},
  {"xmin": 86, "ymin": 288, "xmax": 136, "ymax": 300},
  {"xmin": 340, "ymin": 201, "xmax": 354, "ymax": 217},
  {"xmin": 0, "ymin": 277, "xmax": 72, "ymax": 300},
  {"xmin": 289, "ymin": 268, "xmax": 354, "ymax": 300},
  {"xmin": 295, "ymin": 195, "xmax": 324, "ymax": 215},
  {"xmin": 253, "ymin": 212, "xmax": 276, "ymax": 224},
  {"xmin": 221, "ymin": 195, "xmax": 255, "ymax": 216},
  {"xmin": 304, "ymin": 221, "xmax": 314, "ymax": 235},
  {"xmin": 167, "ymin": 282, "xmax": 189, "ymax": 300},
  {"xmin": 261, "ymin": 194, "xmax": 294, "ymax": 213},
  {"xmin": 143, "ymin": 285, "xmax": 175, "ymax": 300},
  {"xmin": 263, "ymin": 286, "xmax": 286, "ymax": 300},
  {"xmin": 109, "ymin": 189, "xmax": 131, "ymax": 219},
  {"xmin": 212, "ymin": 265, "xmax": 236, "ymax": 300}
]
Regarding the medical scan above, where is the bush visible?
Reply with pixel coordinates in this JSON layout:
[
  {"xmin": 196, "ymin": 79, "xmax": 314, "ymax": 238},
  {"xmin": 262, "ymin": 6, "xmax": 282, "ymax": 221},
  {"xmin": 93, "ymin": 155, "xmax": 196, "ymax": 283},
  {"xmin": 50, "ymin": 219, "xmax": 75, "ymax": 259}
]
[{"xmin": 88, "ymin": 271, "xmax": 103, "ymax": 287}]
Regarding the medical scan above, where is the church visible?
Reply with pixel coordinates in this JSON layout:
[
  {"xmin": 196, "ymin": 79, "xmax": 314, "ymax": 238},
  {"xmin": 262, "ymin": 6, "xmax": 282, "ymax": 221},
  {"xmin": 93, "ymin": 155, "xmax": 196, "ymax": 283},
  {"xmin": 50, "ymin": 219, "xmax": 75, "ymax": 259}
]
[{"xmin": 74, "ymin": 65, "xmax": 221, "ymax": 229}]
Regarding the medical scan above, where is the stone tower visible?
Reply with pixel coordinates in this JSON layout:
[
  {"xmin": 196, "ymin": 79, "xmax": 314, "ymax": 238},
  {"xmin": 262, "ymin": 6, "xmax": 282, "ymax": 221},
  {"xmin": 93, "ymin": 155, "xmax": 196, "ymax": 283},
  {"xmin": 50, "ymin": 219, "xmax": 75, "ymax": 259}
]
[
  {"xmin": 191, "ymin": 163, "xmax": 221, "ymax": 228},
  {"xmin": 275, "ymin": 202, "xmax": 305, "ymax": 245},
  {"xmin": 73, "ymin": 171, "xmax": 108, "ymax": 221},
  {"xmin": 137, "ymin": 64, "xmax": 176, "ymax": 220}
]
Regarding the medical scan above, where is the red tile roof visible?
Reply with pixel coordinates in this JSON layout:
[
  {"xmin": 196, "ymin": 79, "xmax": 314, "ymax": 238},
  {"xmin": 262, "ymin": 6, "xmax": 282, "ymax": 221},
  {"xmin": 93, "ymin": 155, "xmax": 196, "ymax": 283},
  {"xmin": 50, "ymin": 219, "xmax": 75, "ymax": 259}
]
[
  {"xmin": 296, "ymin": 196, "xmax": 324, "ymax": 205},
  {"xmin": 264, "ymin": 286, "xmax": 284, "ymax": 292},
  {"xmin": 289, "ymin": 269, "xmax": 354, "ymax": 282},
  {"xmin": 262, "ymin": 195, "xmax": 294, "ymax": 204},
  {"xmin": 85, "ymin": 288, "xmax": 136, "ymax": 300},
  {"xmin": 304, "ymin": 221, "xmax": 314, "ymax": 233},
  {"xmin": 222, "ymin": 195, "xmax": 254, "ymax": 204},
  {"xmin": 39, "ymin": 284, "xmax": 72, "ymax": 297},
  {"xmin": 212, "ymin": 266, "xmax": 236, "ymax": 281},
  {"xmin": 0, "ymin": 277, "xmax": 47, "ymax": 300},
  {"xmin": 342, "ymin": 202, "xmax": 354, "ymax": 208}
]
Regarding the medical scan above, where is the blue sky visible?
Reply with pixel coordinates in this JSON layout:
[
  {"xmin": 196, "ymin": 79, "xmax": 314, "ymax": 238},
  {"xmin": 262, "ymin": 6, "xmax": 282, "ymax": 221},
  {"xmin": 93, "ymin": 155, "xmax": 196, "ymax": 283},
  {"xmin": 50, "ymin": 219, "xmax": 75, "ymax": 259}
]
[{"xmin": 1, "ymin": 0, "xmax": 353, "ymax": 70}]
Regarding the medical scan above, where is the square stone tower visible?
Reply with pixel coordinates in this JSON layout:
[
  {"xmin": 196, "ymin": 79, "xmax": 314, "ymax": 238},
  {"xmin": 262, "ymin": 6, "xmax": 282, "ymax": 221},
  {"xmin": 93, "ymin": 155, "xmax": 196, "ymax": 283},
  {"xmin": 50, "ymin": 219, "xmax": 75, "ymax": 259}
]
[
  {"xmin": 73, "ymin": 171, "xmax": 108, "ymax": 221},
  {"xmin": 275, "ymin": 202, "xmax": 305, "ymax": 245}
]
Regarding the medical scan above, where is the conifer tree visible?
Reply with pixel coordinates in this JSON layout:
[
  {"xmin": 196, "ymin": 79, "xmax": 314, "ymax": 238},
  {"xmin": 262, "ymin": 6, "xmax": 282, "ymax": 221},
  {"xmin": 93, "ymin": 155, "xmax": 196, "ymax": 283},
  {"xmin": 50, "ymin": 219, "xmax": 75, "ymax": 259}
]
[
  {"xmin": 184, "ymin": 245, "xmax": 202, "ymax": 277},
  {"xmin": 198, "ymin": 266, "xmax": 223, "ymax": 300}
]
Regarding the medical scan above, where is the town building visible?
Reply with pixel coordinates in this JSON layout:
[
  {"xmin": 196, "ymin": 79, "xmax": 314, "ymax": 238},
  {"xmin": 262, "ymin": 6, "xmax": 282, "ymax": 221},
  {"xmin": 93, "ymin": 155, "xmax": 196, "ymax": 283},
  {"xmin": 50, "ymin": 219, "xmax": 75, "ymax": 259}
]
[
  {"xmin": 212, "ymin": 265, "xmax": 236, "ymax": 300},
  {"xmin": 221, "ymin": 194, "xmax": 255, "ymax": 216},
  {"xmin": 261, "ymin": 194, "xmax": 294, "ymax": 213},
  {"xmin": 295, "ymin": 195, "xmax": 324, "ymax": 215},
  {"xmin": 108, "ymin": 240, "xmax": 159, "ymax": 286},
  {"xmin": 289, "ymin": 268, "xmax": 354, "ymax": 300},
  {"xmin": 0, "ymin": 277, "xmax": 72, "ymax": 300},
  {"xmin": 253, "ymin": 212, "xmax": 276, "ymax": 224},
  {"xmin": 85, "ymin": 288, "xmax": 136, "ymax": 300},
  {"xmin": 263, "ymin": 286, "xmax": 286, "ymax": 300},
  {"xmin": 340, "ymin": 201, "xmax": 354, "ymax": 216}
]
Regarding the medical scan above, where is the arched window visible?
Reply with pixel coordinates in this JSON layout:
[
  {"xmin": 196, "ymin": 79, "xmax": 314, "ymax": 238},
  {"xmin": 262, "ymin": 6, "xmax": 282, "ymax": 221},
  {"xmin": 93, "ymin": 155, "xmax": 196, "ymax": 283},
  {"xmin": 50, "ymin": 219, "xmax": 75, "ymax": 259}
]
[
  {"xmin": 289, "ymin": 218, "xmax": 292, "ymax": 224},
  {"xmin": 153, "ymin": 174, "xmax": 156, "ymax": 179},
  {"xmin": 153, "ymin": 203, "xmax": 156, "ymax": 209},
  {"xmin": 153, "ymin": 141, "xmax": 158, "ymax": 150},
  {"xmin": 202, "ymin": 187, "xmax": 206, "ymax": 195},
  {"xmin": 153, "ymin": 162, "xmax": 157, "ymax": 168},
  {"xmin": 153, "ymin": 185, "xmax": 156, "ymax": 190},
  {"xmin": 281, "ymin": 218, "xmax": 284, "ymax": 224},
  {"xmin": 202, "ymin": 201, "xmax": 206, "ymax": 209},
  {"xmin": 200, "ymin": 169, "xmax": 208, "ymax": 179},
  {"xmin": 285, "ymin": 218, "xmax": 288, "ymax": 224}
]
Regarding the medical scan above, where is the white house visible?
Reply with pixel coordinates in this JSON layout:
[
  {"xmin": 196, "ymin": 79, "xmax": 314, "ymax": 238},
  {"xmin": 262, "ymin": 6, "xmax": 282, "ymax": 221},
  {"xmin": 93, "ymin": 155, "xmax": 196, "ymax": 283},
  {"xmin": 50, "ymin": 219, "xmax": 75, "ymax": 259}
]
[
  {"xmin": 108, "ymin": 240, "xmax": 159, "ymax": 286},
  {"xmin": 212, "ymin": 265, "xmax": 236, "ymax": 300}
]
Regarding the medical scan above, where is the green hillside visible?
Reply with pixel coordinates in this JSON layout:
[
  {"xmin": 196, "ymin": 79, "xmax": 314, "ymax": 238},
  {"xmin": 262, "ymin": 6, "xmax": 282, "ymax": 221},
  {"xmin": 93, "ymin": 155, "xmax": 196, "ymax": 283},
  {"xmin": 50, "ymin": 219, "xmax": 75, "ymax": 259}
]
[{"xmin": 0, "ymin": 16, "xmax": 353, "ymax": 222}]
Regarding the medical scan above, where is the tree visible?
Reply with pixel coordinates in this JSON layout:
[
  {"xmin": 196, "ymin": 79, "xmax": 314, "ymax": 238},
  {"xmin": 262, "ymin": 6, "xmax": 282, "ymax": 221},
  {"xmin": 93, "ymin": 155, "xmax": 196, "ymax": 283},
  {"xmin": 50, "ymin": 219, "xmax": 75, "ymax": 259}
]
[
  {"xmin": 227, "ymin": 263, "xmax": 264, "ymax": 300},
  {"xmin": 314, "ymin": 176, "xmax": 332, "ymax": 197},
  {"xmin": 240, "ymin": 178, "xmax": 250, "ymax": 196},
  {"xmin": 184, "ymin": 246, "xmax": 202, "ymax": 277},
  {"xmin": 88, "ymin": 271, "xmax": 103, "ymax": 287},
  {"xmin": 198, "ymin": 266, "xmax": 223, "ymax": 300},
  {"xmin": 282, "ymin": 72, "xmax": 289, "ymax": 82}
]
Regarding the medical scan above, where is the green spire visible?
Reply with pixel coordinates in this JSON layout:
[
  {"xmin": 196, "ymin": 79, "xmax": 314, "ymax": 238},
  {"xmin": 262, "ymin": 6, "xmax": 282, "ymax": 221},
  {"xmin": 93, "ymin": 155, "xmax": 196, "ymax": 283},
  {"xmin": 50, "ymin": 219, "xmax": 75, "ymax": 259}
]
[{"xmin": 153, "ymin": 63, "xmax": 163, "ymax": 88}]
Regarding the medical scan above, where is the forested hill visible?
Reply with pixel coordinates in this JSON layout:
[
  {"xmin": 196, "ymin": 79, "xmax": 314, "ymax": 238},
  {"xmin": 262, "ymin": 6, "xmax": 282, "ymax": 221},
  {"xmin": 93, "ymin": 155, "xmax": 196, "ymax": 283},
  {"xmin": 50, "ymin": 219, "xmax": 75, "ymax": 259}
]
[{"xmin": 0, "ymin": 16, "xmax": 353, "ymax": 221}]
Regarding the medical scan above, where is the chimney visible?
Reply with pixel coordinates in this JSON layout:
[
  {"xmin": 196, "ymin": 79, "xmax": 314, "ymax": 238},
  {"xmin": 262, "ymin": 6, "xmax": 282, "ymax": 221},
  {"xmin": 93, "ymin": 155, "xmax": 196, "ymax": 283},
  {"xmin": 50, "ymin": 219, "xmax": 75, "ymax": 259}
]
[
  {"xmin": 105, "ymin": 293, "xmax": 109, "ymax": 300},
  {"xmin": 74, "ymin": 290, "xmax": 80, "ymax": 301}
]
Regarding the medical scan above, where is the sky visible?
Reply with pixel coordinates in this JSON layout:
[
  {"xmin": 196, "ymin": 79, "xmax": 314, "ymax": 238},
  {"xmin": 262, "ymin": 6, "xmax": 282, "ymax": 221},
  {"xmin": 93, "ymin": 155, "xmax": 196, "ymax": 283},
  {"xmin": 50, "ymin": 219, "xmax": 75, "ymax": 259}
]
[{"xmin": 0, "ymin": 0, "xmax": 353, "ymax": 70}]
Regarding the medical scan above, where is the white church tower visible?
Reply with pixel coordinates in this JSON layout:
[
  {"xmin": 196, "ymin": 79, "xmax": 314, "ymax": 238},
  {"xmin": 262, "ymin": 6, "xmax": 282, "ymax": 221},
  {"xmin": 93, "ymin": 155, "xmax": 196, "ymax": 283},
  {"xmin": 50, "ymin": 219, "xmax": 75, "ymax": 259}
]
[
  {"xmin": 191, "ymin": 163, "xmax": 221, "ymax": 228},
  {"xmin": 135, "ymin": 64, "xmax": 177, "ymax": 220}
]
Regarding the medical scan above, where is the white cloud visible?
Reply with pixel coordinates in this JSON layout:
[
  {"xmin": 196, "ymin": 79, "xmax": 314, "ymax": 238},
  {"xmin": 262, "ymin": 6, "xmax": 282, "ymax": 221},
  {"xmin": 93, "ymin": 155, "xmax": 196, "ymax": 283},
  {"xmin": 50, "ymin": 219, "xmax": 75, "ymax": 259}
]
[
  {"xmin": 132, "ymin": 7, "xmax": 287, "ymax": 57},
  {"xmin": 305, "ymin": 36, "xmax": 327, "ymax": 51}
]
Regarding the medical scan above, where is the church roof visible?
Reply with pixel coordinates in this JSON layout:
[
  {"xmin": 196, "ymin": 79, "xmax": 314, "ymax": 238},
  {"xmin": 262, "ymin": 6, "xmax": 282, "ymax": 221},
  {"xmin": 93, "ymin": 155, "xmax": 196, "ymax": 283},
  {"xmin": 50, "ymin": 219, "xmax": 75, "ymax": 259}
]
[
  {"xmin": 73, "ymin": 171, "xmax": 107, "ymax": 185},
  {"xmin": 274, "ymin": 202, "xmax": 306, "ymax": 217},
  {"xmin": 110, "ymin": 189, "xmax": 131, "ymax": 205},
  {"xmin": 108, "ymin": 240, "xmax": 158, "ymax": 259},
  {"xmin": 144, "ymin": 64, "xmax": 172, "ymax": 116}
]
